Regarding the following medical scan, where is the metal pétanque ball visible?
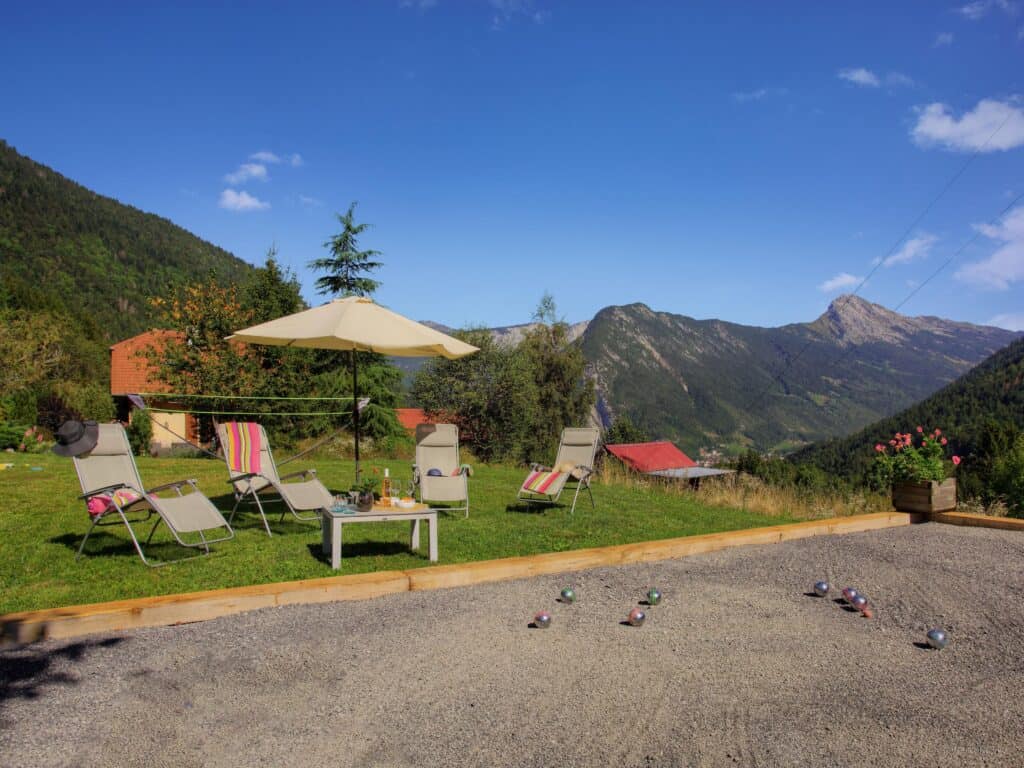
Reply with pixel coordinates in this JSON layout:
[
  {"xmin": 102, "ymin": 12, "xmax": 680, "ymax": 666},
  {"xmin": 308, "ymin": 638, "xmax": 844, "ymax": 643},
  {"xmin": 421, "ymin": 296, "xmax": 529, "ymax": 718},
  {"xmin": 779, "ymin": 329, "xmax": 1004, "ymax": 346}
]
[
  {"xmin": 842, "ymin": 587, "xmax": 860, "ymax": 604},
  {"xmin": 926, "ymin": 628, "xmax": 949, "ymax": 650},
  {"xmin": 534, "ymin": 611, "xmax": 552, "ymax": 629},
  {"xmin": 852, "ymin": 595, "xmax": 868, "ymax": 611},
  {"xmin": 628, "ymin": 607, "xmax": 646, "ymax": 627},
  {"xmin": 560, "ymin": 587, "xmax": 576, "ymax": 604},
  {"xmin": 647, "ymin": 588, "xmax": 662, "ymax": 606},
  {"xmin": 813, "ymin": 580, "xmax": 829, "ymax": 597}
]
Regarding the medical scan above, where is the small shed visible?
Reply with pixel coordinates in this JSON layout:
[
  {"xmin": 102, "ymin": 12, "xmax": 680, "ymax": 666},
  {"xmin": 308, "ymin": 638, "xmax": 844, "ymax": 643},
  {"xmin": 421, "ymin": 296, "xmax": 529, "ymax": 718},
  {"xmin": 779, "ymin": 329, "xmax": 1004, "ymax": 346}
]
[{"xmin": 110, "ymin": 330, "xmax": 198, "ymax": 452}]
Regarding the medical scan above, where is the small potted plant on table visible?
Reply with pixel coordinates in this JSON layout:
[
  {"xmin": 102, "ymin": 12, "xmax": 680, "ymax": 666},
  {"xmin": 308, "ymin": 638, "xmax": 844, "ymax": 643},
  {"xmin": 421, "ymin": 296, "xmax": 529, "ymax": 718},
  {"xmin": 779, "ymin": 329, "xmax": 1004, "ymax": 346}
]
[
  {"xmin": 349, "ymin": 478, "xmax": 380, "ymax": 512},
  {"xmin": 871, "ymin": 426, "xmax": 960, "ymax": 513}
]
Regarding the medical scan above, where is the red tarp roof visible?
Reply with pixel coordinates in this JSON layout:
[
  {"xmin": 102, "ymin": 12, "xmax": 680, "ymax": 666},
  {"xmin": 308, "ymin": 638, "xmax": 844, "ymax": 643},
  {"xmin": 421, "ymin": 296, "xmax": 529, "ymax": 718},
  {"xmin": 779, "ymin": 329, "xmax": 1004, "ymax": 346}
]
[{"xmin": 606, "ymin": 441, "xmax": 697, "ymax": 472}]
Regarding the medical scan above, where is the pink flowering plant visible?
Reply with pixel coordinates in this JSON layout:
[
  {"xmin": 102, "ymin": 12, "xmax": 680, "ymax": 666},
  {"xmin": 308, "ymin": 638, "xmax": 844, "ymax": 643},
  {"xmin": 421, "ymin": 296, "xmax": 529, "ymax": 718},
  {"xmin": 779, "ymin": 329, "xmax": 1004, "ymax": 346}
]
[{"xmin": 871, "ymin": 426, "xmax": 960, "ymax": 486}]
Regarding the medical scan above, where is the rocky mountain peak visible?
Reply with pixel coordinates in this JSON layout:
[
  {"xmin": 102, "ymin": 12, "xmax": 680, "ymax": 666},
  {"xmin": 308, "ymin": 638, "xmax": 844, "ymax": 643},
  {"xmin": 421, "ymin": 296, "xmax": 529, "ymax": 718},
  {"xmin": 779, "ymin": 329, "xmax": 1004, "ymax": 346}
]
[{"xmin": 817, "ymin": 294, "xmax": 917, "ymax": 345}]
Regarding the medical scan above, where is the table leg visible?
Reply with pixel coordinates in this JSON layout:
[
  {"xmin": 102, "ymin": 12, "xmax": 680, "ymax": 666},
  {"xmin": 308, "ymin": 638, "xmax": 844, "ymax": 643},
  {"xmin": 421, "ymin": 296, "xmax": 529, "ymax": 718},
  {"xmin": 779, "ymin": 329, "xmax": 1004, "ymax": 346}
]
[
  {"xmin": 428, "ymin": 514, "xmax": 438, "ymax": 562},
  {"xmin": 410, "ymin": 518, "xmax": 421, "ymax": 551},
  {"xmin": 331, "ymin": 517, "xmax": 342, "ymax": 570},
  {"xmin": 321, "ymin": 512, "xmax": 330, "ymax": 555}
]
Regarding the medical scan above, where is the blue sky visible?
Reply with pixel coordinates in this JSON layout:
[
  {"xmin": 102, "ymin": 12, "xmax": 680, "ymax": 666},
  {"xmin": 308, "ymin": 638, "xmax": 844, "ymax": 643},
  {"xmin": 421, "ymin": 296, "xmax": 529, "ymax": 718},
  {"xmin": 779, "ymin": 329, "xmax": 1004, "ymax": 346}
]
[{"xmin": 3, "ymin": 2, "xmax": 1023, "ymax": 331}]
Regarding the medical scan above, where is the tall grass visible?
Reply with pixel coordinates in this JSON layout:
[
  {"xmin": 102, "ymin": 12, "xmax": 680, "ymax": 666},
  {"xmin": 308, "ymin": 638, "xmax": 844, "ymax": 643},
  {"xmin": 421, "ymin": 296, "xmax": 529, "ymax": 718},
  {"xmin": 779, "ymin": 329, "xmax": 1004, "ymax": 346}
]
[{"xmin": 595, "ymin": 460, "xmax": 890, "ymax": 520}]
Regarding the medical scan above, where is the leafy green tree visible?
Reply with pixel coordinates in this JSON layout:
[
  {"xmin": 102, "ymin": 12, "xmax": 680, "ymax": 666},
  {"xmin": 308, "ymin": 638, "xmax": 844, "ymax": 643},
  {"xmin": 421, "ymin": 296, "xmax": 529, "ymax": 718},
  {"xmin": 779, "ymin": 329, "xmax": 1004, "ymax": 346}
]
[
  {"xmin": 602, "ymin": 415, "xmax": 649, "ymax": 445},
  {"xmin": 518, "ymin": 293, "xmax": 595, "ymax": 463},
  {"xmin": 0, "ymin": 308, "xmax": 69, "ymax": 392},
  {"xmin": 412, "ymin": 329, "xmax": 539, "ymax": 462},
  {"xmin": 308, "ymin": 202, "xmax": 382, "ymax": 297},
  {"xmin": 149, "ymin": 259, "xmax": 314, "ymax": 442}
]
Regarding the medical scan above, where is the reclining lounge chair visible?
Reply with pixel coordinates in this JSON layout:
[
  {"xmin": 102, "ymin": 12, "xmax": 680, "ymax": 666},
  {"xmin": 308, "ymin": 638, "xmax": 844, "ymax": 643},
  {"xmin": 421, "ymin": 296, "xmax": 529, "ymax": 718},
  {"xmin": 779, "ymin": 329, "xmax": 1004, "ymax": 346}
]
[
  {"xmin": 517, "ymin": 427, "xmax": 600, "ymax": 514},
  {"xmin": 218, "ymin": 421, "xmax": 334, "ymax": 536},
  {"xmin": 413, "ymin": 423, "xmax": 470, "ymax": 517},
  {"xmin": 73, "ymin": 423, "xmax": 234, "ymax": 566}
]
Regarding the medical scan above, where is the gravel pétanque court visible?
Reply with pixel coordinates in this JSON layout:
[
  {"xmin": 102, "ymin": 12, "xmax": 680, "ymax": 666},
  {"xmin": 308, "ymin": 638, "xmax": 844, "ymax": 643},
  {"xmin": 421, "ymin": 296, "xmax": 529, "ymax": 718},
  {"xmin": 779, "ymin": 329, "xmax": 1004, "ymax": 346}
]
[{"xmin": 2, "ymin": 523, "xmax": 1022, "ymax": 768}]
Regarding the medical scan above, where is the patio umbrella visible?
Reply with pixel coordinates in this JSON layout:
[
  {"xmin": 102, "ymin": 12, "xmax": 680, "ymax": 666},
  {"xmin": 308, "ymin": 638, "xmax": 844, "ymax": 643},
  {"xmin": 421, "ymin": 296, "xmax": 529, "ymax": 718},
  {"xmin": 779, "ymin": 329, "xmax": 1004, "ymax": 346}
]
[{"xmin": 228, "ymin": 296, "xmax": 478, "ymax": 482}]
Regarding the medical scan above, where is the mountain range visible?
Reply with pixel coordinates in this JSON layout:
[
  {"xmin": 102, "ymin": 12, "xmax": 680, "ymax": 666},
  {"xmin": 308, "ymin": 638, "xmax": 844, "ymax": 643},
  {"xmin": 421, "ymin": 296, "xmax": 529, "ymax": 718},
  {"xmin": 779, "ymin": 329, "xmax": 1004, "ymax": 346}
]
[{"xmin": 580, "ymin": 297, "xmax": 1019, "ymax": 455}]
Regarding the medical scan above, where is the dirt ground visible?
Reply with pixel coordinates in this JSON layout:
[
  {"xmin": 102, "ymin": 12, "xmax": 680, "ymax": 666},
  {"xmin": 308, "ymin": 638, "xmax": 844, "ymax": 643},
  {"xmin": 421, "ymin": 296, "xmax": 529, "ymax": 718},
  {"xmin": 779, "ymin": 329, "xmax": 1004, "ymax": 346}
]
[{"xmin": 2, "ymin": 522, "xmax": 1022, "ymax": 767}]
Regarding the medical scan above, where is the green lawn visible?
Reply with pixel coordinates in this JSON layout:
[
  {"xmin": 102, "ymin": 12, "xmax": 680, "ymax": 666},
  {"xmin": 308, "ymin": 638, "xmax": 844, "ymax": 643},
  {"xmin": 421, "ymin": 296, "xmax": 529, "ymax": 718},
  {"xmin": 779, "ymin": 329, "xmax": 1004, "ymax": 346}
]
[{"xmin": 0, "ymin": 453, "xmax": 797, "ymax": 614}]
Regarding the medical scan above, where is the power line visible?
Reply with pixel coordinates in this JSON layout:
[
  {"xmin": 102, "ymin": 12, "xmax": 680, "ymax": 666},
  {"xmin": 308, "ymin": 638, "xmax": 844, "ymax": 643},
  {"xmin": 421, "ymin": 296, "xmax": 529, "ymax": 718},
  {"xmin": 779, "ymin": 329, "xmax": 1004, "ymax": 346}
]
[{"xmin": 739, "ymin": 110, "xmax": 1014, "ymax": 417}]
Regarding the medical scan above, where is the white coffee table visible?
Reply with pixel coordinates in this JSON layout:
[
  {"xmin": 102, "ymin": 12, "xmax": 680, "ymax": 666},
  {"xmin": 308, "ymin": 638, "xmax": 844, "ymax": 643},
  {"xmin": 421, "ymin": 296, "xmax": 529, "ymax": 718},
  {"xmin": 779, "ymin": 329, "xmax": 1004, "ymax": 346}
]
[{"xmin": 321, "ymin": 503, "xmax": 438, "ymax": 570}]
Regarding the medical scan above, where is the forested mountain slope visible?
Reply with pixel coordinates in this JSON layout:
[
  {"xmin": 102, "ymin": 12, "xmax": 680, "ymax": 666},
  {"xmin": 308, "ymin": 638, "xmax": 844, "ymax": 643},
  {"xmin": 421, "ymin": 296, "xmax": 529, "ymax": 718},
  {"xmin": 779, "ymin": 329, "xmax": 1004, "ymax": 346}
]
[{"xmin": 0, "ymin": 140, "xmax": 252, "ymax": 384}]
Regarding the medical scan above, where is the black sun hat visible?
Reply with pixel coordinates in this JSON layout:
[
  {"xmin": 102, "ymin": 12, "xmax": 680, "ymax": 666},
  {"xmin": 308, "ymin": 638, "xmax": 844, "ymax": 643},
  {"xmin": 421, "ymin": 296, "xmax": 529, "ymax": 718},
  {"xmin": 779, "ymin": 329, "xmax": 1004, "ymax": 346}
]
[{"xmin": 52, "ymin": 420, "xmax": 100, "ymax": 458}]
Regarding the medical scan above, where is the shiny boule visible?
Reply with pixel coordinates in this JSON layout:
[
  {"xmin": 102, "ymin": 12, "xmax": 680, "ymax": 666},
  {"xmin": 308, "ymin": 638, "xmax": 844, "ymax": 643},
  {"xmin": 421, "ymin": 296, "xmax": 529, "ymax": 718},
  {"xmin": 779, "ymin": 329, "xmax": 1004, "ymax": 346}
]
[
  {"xmin": 813, "ymin": 580, "xmax": 829, "ymax": 597},
  {"xmin": 560, "ymin": 587, "xmax": 576, "ymax": 604},
  {"xmin": 534, "ymin": 611, "xmax": 552, "ymax": 629},
  {"xmin": 842, "ymin": 587, "xmax": 859, "ymax": 604},
  {"xmin": 926, "ymin": 628, "xmax": 949, "ymax": 650},
  {"xmin": 628, "ymin": 607, "xmax": 646, "ymax": 627},
  {"xmin": 852, "ymin": 595, "xmax": 868, "ymax": 611},
  {"xmin": 647, "ymin": 588, "xmax": 662, "ymax": 606}
]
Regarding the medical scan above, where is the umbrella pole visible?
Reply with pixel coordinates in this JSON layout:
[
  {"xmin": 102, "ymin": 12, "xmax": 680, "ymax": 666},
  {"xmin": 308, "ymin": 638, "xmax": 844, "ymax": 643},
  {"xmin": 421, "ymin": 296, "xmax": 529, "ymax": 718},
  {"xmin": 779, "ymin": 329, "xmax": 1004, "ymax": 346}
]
[{"xmin": 352, "ymin": 348, "xmax": 361, "ymax": 484}]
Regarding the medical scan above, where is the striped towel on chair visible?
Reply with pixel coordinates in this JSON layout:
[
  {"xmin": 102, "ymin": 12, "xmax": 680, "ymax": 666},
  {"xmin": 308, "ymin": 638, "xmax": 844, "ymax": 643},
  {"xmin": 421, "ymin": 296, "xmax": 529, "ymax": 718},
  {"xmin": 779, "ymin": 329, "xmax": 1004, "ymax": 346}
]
[
  {"xmin": 521, "ymin": 470, "xmax": 565, "ymax": 495},
  {"xmin": 223, "ymin": 422, "xmax": 262, "ymax": 475}
]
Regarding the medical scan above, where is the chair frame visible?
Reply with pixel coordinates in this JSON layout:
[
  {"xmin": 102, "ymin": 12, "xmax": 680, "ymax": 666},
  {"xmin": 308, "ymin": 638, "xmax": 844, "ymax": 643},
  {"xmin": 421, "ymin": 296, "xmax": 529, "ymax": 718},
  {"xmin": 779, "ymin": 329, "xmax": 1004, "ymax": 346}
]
[
  {"xmin": 517, "ymin": 428, "xmax": 599, "ymax": 515},
  {"xmin": 219, "ymin": 423, "xmax": 326, "ymax": 536},
  {"xmin": 413, "ymin": 423, "xmax": 470, "ymax": 518},
  {"xmin": 73, "ymin": 439, "xmax": 233, "ymax": 567}
]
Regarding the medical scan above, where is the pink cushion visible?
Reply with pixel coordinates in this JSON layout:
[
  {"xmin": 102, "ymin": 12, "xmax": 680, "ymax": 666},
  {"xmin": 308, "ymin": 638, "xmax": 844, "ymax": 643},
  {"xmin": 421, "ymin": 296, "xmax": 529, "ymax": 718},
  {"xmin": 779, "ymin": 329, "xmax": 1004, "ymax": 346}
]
[{"xmin": 86, "ymin": 489, "xmax": 142, "ymax": 517}]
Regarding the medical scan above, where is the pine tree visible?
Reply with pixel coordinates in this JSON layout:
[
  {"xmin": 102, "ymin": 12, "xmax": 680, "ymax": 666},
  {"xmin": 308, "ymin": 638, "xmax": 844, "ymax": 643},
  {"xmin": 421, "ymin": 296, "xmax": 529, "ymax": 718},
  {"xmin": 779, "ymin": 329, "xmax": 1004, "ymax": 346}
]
[{"xmin": 308, "ymin": 202, "xmax": 383, "ymax": 297}]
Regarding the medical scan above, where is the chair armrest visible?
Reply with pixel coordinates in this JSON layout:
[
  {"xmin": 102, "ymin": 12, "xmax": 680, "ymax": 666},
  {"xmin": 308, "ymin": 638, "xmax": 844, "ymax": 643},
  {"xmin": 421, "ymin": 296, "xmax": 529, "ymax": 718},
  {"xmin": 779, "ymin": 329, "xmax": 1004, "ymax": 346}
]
[
  {"xmin": 146, "ymin": 479, "xmax": 198, "ymax": 494},
  {"xmin": 280, "ymin": 469, "xmax": 316, "ymax": 483},
  {"xmin": 227, "ymin": 472, "xmax": 266, "ymax": 484},
  {"xmin": 529, "ymin": 463, "xmax": 551, "ymax": 473},
  {"xmin": 79, "ymin": 483, "xmax": 133, "ymax": 500}
]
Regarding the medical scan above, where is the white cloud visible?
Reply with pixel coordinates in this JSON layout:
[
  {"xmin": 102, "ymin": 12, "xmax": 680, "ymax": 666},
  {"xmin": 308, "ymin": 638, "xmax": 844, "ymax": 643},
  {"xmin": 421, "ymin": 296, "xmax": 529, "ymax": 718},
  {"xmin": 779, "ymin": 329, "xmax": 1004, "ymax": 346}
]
[
  {"xmin": 886, "ymin": 72, "xmax": 915, "ymax": 87},
  {"xmin": 818, "ymin": 272, "xmax": 863, "ymax": 292},
  {"xmin": 732, "ymin": 87, "xmax": 788, "ymax": 103},
  {"xmin": 911, "ymin": 98, "xmax": 1024, "ymax": 152},
  {"xmin": 733, "ymin": 88, "xmax": 768, "ymax": 103},
  {"xmin": 884, "ymin": 233, "xmax": 939, "ymax": 267},
  {"xmin": 249, "ymin": 150, "xmax": 281, "ymax": 164},
  {"xmin": 289, "ymin": 153, "xmax": 304, "ymax": 167},
  {"xmin": 958, "ymin": 0, "xmax": 1018, "ymax": 19},
  {"xmin": 224, "ymin": 163, "xmax": 268, "ymax": 184},
  {"xmin": 838, "ymin": 67, "xmax": 880, "ymax": 87},
  {"xmin": 489, "ymin": 0, "xmax": 547, "ymax": 29},
  {"xmin": 219, "ymin": 189, "xmax": 270, "ymax": 211},
  {"xmin": 934, "ymin": 32, "xmax": 954, "ymax": 47},
  {"xmin": 986, "ymin": 312, "xmax": 1024, "ymax": 330},
  {"xmin": 299, "ymin": 194, "xmax": 322, "ymax": 207},
  {"xmin": 955, "ymin": 205, "xmax": 1024, "ymax": 289}
]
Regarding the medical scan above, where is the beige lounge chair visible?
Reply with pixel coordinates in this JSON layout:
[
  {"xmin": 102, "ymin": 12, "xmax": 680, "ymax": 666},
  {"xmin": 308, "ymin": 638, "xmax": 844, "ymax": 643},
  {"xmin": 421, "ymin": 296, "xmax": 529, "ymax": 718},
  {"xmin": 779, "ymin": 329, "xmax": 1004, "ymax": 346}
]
[
  {"xmin": 218, "ymin": 422, "xmax": 333, "ymax": 536},
  {"xmin": 517, "ymin": 427, "xmax": 600, "ymax": 514},
  {"xmin": 73, "ymin": 423, "xmax": 233, "ymax": 566},
  {"xmin": 414, "ymin": 423, "xmax": 470, "ymax": 517}
]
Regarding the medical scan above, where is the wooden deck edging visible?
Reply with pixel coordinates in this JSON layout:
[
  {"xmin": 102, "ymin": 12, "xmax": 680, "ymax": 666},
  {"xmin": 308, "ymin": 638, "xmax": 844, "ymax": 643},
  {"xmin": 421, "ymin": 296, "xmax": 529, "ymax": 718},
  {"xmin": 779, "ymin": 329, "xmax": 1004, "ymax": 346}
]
[
  {"xmin": 0, "ymin": 511, "xmax": 921, "ymax": 646},
  {"xmin": 928, "ymin": 511, "xmax": 1024, "ymax": 531}
]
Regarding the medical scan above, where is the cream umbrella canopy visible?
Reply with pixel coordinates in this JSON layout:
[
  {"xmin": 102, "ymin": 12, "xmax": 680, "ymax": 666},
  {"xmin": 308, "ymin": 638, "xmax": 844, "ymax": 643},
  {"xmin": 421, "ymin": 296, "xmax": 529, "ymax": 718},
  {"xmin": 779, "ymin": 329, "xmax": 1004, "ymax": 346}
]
[{"xmin": 228, "ymin": 296, "xmax": 478, "ymax": 481}]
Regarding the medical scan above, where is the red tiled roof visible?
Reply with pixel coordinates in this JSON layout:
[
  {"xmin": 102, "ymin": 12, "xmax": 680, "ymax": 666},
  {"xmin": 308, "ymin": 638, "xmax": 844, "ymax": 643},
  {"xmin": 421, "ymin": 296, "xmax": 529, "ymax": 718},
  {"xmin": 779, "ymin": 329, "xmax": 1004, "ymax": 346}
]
[
  {"xmin": 109, "ymin": 330, "xmax": 182, "ymax": 396},
  {"xmin": 396, "ymin": 408, "xmax": 439, "ymax": 432},
  {"xmin": 606, "ymin": 441, "xmax": 697, "ymax": 473}
]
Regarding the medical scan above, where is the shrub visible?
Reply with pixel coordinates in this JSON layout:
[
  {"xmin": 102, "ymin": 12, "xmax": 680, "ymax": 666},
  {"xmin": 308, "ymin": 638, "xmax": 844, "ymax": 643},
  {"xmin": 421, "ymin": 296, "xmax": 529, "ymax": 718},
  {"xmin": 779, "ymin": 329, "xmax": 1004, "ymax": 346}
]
[{"xmin": 126, "ymin": 414, "xmax": 153, "ymax": 456}]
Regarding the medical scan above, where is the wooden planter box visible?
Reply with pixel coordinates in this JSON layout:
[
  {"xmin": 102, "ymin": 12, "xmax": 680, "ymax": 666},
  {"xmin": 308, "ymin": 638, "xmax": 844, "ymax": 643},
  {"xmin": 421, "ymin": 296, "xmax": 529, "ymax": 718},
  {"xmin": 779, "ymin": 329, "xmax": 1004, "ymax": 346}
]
[{"xmin": 892, "ymin": 478, "xmax": 957, "ymax": 513}]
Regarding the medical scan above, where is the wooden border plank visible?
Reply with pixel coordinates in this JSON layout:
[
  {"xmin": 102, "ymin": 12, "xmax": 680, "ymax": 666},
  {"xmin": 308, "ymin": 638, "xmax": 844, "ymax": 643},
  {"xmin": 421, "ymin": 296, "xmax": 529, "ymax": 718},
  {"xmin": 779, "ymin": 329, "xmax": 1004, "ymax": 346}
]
[
  {"xmin": 0, "ymin": 512, "xmax": 921, "ymax": 646},
  {"xmin": 929, "ymin": 512, "xmax": 1024, "ymax": 531}
]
